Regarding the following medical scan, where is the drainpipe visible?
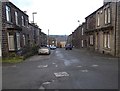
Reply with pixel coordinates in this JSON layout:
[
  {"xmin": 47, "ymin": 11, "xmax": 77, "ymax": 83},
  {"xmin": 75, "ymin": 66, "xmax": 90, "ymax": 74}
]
[{"xmin": 114, "ymin": 2, "xmax": 117, "ymax": 56}]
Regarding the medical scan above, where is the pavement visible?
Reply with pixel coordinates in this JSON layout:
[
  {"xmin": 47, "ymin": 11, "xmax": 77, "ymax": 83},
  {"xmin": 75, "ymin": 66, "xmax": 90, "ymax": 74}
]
[{"xmin": 2, "ymin": 48, "xmax": 118, "ymax": 89}]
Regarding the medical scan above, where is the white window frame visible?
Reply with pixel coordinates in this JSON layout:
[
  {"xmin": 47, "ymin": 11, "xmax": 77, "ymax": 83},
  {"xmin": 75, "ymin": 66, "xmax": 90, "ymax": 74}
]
[
  {"xmin": 15, "ymin": 11, "xmax": 18, "ymax": 25},
  {"xmin": 104, "ymin": 33, "xmax": 107, "ymax": 48},
  {"xmin": 7, "ymin": 33, "xmax": 15, "ymax": 51},
  {"xmin": 108, "ymin": 8, "xmax": 111, "ymax": 23},
  {"xmin": 97, "ymin": 12, "xmax": 100, "ymax": 26},
  {"xmin": 22, "ymin": 16, "xmax": 24, "ymax": 26},
  {"xmin": 6, "ymin": 5, "xmax": 11, "ymax": 22},
  {"xmin": 16, "ymin": 33, "xmax": 21, "ymax": 50},
  {"xmin": 104, "ymin": 9, "xmax": 107, "ymax": 24},
  {"xmin": 81, "ymin": 40, "xmax": 84, "ymax": 47},
  {"xmin": 82, "ymin": 28, "xmax": 84, "ymax": 35},
  {"xmin": 90, "ymin": 35, "xmax": 93, "ymax": 45},
  {"xmin": 104, "ymin": 32, "xmax": 110, "ymax": 48},
  {"xmin": 23, "ymin": 34, "xmax": 26, "ymax": 46},
  {"xmin": 108, "ymin": 33, "xmax": 110, "ymax": 48}
]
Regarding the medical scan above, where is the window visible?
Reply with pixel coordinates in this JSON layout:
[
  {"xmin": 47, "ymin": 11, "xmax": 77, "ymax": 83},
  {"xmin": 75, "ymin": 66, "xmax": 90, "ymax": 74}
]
[
  {"xmin": 8, "ymin": 33, "xmax": 15, "ymax": 51},
  {"xmin": 6, "ymin": 5, "xmax": 11, "ymax": 22},
  {"xmin": 108, "ymin": 8, "xmax": 111, "ymax": 23},
  {"xmin": 82, "ymin": 28, "xmax": 84, "ymax": 35},
  {"xmin": 97, "ymin": 12, "xmax": 100, "ymax": 26},
  {"xmin": 108, "ymin": 33, "xmax": 110, "ymax": 48},
  {"xmin": 104, "ymin": 33, "xmax": 107, "ymax": 48},
  {"xmin": 22, "ymin": 16, "xmax": 25, "ymax": 26},
  {"xmin": 16, "ymin": 33, "xmax": 21, "ymax": 50},
  {"xmin": 23, "ymin": 34, "xmax": 26, "ymax": 46},
  {"xmin": 104, "ymin": 9, "xmax": 107, "ymax": 24},
  {"xmin": 90, "ymin": 35, "xmax": 93, "ymax": 45},
  {"xmin": 81, "ymin": 40, "xmax": 83, "ymax": 47},
  {"xmin": 15, "ymin": 11, "xmax": 18, "ymax": 25},
  {"xmin": 104, "ymin": 32, "xmax": 110, "ymax": 48}
]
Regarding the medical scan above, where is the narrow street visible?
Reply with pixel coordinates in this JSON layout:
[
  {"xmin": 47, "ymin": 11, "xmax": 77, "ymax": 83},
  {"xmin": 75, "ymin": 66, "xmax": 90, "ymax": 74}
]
[{"xmin": 2, "ymin": 48, "xmax": 118, "ymax": 89}]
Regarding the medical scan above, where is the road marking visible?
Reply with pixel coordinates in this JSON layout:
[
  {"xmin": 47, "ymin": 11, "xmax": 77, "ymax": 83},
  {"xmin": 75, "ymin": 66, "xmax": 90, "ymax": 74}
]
[
  {"xmin": 37, "ymin": 65, "xmax": 48, "ymax": 68},
  {"xmin": 11, "ymin": 65, "xmax": 17, "ymax": 68},
  {"xmin": 54, "ymin": 72, "xmax": 69, "ymax": 77},
  {"xmin": 81, "ymin": 70, "xmax": 88, "ymax": 72},
  {"xmin": 42, "ymin": 81, "xmax": 51, "ymax": 85},
  {"xmin": 77, "ymin": 66, "xmax": 82, "ymax": 67},
  {"xmin": 52, "ymin": 63, "xmax": 56, "ymax": 64},
  {"xmin": 92, "ymin": 64, "xmax": 99, "ymax": 67},
  {"xmin": 55, "ymin": 65, "xmax": 58, "ymax": 67},
  {"xmin": 38, "ymin": 86, "xmax": 45, "ymax": 90}
]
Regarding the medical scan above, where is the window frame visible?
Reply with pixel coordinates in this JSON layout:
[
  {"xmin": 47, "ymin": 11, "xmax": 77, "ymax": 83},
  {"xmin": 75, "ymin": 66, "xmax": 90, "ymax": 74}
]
[
  {"xmin": 6, "ymin": 5, "xmax": 11, "ymax": 22},
  {"xmin": 15, "ymin": 11, "xmax": 18, "ymax": 25},
  {"xmin": 7, "ymin": 33, "xmax": 15, "ymax": 51}
]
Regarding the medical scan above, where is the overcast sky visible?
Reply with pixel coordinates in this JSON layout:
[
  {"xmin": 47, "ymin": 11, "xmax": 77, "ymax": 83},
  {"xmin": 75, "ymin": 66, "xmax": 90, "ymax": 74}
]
[{"xmin": 10, "ymin": 0, "xmax": 103, "ymax": 35}]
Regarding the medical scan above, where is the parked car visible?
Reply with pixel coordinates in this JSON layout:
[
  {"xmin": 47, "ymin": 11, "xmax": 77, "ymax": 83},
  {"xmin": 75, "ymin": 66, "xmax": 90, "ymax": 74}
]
[
  {"xmin": 65, "ymin": 44, "xmax": 72, "ymax": 50},
  {"xmin": 38, "ymin": 47, "xmax": 51, "ymax": 55},
  {"xmin": 50, "ymin": 45, "xmax": 57, "ymax": 50}
]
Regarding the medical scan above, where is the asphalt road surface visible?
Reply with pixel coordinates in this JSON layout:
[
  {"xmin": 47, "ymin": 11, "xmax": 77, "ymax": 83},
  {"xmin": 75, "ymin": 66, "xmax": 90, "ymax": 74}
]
[{"xmin": 2, "ymin": 48, "xmax": 118, "ymax": 89}]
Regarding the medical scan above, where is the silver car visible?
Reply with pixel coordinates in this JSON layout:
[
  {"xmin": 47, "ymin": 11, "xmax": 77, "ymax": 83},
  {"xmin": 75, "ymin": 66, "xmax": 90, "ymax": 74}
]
[{"xmin": 38, "ymin": 47, "xmax": 50, "ymax": 55}]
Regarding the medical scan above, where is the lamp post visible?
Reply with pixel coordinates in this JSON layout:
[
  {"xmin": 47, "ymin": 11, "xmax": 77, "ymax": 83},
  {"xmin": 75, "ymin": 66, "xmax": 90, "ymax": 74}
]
[{"xmin": 32, "ymin": 12, "xmax": 37, "ymax": 23}]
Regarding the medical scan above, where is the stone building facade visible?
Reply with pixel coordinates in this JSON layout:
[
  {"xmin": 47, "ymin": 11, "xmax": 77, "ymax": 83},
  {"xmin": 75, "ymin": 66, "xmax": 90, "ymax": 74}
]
[
  {"xmin": 85, "ymin": 2, "xmax": 120, "ymax": 57},
  {"xmin": 2, "ymin": 2, "xmax": 29, "ymax": 57},
  {"xmin": 0, "ymin": 1, "xmax": 2, "ymax": 57}
]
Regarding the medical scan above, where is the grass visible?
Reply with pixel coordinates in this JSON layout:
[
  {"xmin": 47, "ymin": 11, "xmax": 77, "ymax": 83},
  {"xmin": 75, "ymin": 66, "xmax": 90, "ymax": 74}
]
[{"xmin": 2, "ymin": 56, "xmax": 24, "ymax": 63}]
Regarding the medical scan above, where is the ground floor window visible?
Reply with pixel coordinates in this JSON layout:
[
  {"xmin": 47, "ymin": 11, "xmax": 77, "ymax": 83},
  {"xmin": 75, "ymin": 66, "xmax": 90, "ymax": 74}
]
[
  {"xmin": 104, "ymin": 32, "xmax": 110, "ymax": 48},
  {"xmin": 23, "ymin": 34, "xmax": 26, "ymax": 46},
  {"xmin": 81, "ymin": 40, "xmax": 83, "ymax": 47},
  {"xmin": 8, "ymin": 32, "xmax": 15, "ymax": 51},
  {"xmin": 16, "ymin": 32, "xmax": 21, "ymax": 50},
  {"xmin": 90, "ymin": 35, "xmax": 93, "ymax": 45}
]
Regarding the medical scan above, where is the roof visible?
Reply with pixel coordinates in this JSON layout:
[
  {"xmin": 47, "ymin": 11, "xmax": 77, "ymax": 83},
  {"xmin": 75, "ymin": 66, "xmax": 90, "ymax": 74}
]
[
  {"xmin": 85, "ymin": 2, "xmax": 111, "ymax": 19},
  {"xmin": 3, "ymin": 1, "xmax": 28, "ymax": 17}
]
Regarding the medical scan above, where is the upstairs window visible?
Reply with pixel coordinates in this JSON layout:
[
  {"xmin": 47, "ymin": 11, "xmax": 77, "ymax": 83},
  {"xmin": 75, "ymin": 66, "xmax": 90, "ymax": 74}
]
[
  {"xmin": 97, "ymin": 12, "xmax": 100, "ymax": 26},
  {"xmin": 82, "ymin": 28, "xmax": 84, "ymax": 35},
  {"xmin": 108, "ymin": 8, "xmax": 111, "ymax": 23},
  {"xmin": 22, "ymin": 16, "xmax": 25, "ymax": 26},
  {"xmin": 104, "ymin": 9, "xmax": 107, "ymax": 24},
  {"xmin": 6, "ymin": 5, "xmax": 11, "ymax": 22},
  {"xmin": 15, "ymin": 11, "xmax": 18, "ymax": 25}
]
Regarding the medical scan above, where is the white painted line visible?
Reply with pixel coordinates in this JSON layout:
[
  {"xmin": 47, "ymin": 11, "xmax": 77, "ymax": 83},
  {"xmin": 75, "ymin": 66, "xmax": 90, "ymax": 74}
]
[
  {"xmin": 81, "ymin": 70, "xmax": 88, "ymax": 72},
  {"xmin": 37, "ymin": 65, "xmax": 48, "ymax": 68},
  {"xmin": 92, "ymin": 65, "xmax": 99, "ymax": 67},
  {"xmin": 11, "ymin": 65, "xmax": 16, "ymax": 68},
  {"xmin": 52, "ymin": 63, "xmax": 56, "ymax": 64},
  {"xmin": 42, "ymin": 81, "xmax": 51, "ymax": 85},
  {"xmin": 54, "ymin": 72, "xmax": 69, "ymax": 77},
  {"xmin": 38, "ymin": 86, "xmax": 45, "ymax": 90},
  {"xmin": 77, "ymin": 66, "xmax": 82, "ymax": 67}
]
